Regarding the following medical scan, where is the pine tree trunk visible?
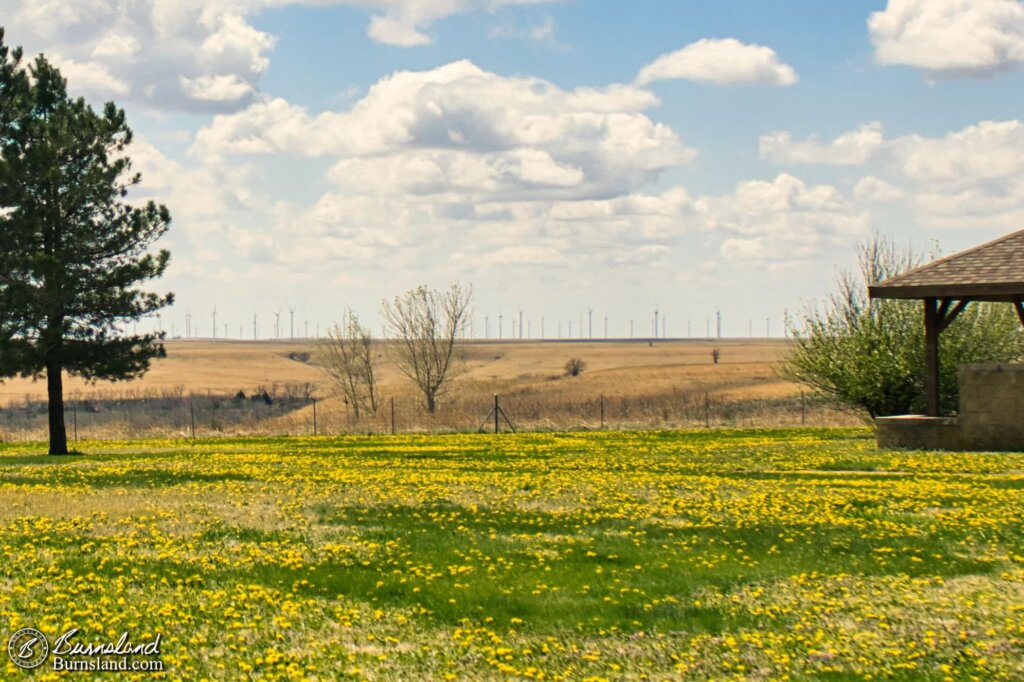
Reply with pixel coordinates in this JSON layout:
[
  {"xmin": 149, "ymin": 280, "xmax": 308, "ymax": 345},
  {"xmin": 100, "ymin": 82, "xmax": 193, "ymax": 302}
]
[{"xmin": 46, "ymin": 361, "xmax": 68, "ymax": 455}]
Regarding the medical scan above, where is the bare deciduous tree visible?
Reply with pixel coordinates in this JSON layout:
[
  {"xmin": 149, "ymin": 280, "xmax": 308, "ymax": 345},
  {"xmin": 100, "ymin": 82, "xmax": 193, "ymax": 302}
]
[
  {"xmin": 320, "ymin": 313, "xmax": 379, "ymax": 419},
  {"xmin": 382, "ymin": 283, "xmax": 472, "ymax": 414}
]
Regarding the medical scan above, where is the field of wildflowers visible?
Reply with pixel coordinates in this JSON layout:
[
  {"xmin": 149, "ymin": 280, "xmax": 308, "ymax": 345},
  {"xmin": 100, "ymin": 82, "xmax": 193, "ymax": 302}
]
[{"xmin": 1, "ymin": 428, "xmax": 1022, "ymax": 680}]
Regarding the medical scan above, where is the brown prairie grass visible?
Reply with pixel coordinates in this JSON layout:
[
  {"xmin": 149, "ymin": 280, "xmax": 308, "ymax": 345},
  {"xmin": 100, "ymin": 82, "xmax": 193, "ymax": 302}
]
[{"xmin": 0, "ymin": 338, "xmax": 863, "ymax": 440}]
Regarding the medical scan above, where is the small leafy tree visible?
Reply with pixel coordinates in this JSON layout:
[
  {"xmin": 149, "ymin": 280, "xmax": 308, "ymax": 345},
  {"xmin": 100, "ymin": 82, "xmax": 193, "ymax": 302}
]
[
  {"xmin": 784, "ymin": 236, "xmax": 1024, "ymax": 418},
  {"xmin": 0, "ymin": 39, "xmax": 172, "ymax": 454},
  {"xmin": 320, "ymin": 312, "xmax": 379, "ymax": 420},
  {"xmin": 564, "ymin": 358, "xmax": 586, "ymax": 376},
  {"xmin": 382, "ymin": 283, "xmax": 471, "ymax": 414}
]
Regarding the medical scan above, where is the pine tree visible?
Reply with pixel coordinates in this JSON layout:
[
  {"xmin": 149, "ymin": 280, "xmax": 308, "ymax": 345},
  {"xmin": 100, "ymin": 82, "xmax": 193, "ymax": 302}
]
[{"xmin": 0, "ymin": 35, "xmax": 173, "ymax": 454}]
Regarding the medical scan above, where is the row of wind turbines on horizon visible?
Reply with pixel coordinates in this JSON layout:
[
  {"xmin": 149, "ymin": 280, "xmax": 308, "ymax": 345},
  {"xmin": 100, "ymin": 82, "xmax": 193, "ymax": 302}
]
[{"xmin": 143, "ymin": 306, "xmax": 794, "ymax": 342}]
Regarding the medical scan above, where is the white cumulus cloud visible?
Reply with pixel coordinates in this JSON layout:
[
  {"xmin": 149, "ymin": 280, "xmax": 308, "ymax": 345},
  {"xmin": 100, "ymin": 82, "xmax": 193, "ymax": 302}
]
[
  {"xmin": 887, "ymin": 119, "xmax": 1024, "ymax": 228},
  {"xmin": 49, "ymin": 54, "xmax": 130, "ymax": 95},
  {"xmin": 178, "ymin": 58, "xmax": 706, "ymax": 275},
  {"xmin": 760, "ymin": 122, "xmax": 885, "ymax": 166},
  {"xmin": 773, "ymin": 118, "xmax": 1024, "ymax": 231},
  {"xmin": 698, "ymin": 174, "xmax": 869, "ymax": 261},
  {"xmin": 854, "ymin": 176, "xmax": 906, "ymax": 202},
  {"xmin": 869, "ymin": 0, "xmax": 1024, "ymax": 77},
  {"xmin": 193, "ymin": 60, "xmax": 695, "ymax": 201},
  {"xmin": 2, "ymin": 0, "xmax": 562, "ymax": 111},
  {"xmin": 637, "ymin": 38, "xmax": 798, "ymax": 86},
  {"xmin": 893, "ymin": 119, "xmax": 1024, "ymax": 182},
  {"xmin": 181, "ymin": 74, "xmax": 256, "ymax": 102},
  {"xmin": 2, "ymin": 0, "xmax": 276, "ymax": 110},
  {"xmin": 354, "ymin": 0, "xmax": 559, "ymax": 47}
]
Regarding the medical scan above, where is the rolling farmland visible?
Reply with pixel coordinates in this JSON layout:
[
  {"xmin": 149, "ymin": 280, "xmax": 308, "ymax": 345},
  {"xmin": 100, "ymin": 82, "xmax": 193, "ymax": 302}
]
[{"xmin": 0, "ymin": 339, "xmax": 860, "ymax": 440}]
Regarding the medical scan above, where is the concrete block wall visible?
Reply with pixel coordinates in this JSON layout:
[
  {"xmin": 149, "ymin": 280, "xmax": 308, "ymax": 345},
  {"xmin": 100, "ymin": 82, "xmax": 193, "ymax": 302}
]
[
  {"xmin": 958, "ymin": 364, "xmax": 1024, "ymax": 450},
  {"xmin": 875, "ymin": 416, "xmax": 961, "ymax": 450},
  {"xmin": 876, "ymin": 363, "xmax": 1024, "ymax": 451}
]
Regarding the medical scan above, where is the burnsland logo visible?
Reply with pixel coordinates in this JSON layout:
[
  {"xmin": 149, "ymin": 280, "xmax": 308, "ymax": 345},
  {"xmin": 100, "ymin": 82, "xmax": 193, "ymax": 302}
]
[
  {"xmin": 7, "ymin": 627, "xmax": 165, "ymax": 673},
  {"xmin": 7, "ymin": 628, "xmax": 48, "ymax": 670}
]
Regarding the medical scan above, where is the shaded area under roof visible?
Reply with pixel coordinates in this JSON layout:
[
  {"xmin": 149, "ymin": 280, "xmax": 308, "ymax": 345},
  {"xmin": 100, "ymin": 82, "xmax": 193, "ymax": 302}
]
[{"xmin": 869, "ymin": 229, "xmax": 1024, "ymax": 301}]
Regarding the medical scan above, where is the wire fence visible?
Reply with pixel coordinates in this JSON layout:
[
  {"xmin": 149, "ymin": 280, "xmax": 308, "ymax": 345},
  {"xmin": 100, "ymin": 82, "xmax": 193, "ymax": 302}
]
[{"xmin": 0, "ymin": 388, "xmax": 861, "ymax": 444}]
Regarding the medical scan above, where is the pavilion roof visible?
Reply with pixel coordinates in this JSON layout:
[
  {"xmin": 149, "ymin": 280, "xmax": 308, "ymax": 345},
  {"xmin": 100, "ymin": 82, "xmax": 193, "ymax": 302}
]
[{"xmin": 869, "ymin": 229, "xmax": 1024, "ymax": 301}]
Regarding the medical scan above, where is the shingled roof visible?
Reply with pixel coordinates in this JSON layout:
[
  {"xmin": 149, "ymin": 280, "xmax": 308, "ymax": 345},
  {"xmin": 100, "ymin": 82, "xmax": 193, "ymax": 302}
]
[{"xmin": 869, "ymin": 229, "xmax": 1024, "ymax": 301}]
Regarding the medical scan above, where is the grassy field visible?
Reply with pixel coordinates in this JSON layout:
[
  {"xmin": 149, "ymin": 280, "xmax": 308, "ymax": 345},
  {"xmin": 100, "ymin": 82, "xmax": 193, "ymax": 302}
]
[
  {"xmin": 2, "ymin": 430, "xmax": 1022, "ymax": 680},
  {"xmin": 0, "ymin": 339, "xmax": 861, "ymax": 439}
]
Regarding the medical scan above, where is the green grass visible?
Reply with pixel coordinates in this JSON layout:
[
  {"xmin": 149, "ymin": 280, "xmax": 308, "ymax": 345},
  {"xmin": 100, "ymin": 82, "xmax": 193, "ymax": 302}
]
[{"xmin": 1, "ymin": 427, "xmax": 1022, "ymax": 680}]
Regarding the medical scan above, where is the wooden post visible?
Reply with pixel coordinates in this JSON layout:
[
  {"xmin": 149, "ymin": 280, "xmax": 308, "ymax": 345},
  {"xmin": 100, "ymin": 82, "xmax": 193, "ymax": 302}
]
[
  {"xmin": 600, "ymin": 394, "xmax": 605, "ymax": 430},
  {"xmin": 494, "ymin": 394, "xmax": 500, "ymax": 434},
  {"xmin": 312, "ymin": 398, "xmax": 317, "ymax": 436},
  {"xmin": 924, "ymin": 298, "xmax": 940, "ymax": 417},
  {"xmin": 704, "ymin": 392, "xmax": 710, "ymax": 428},
  {"xmin": 190, "ymin": 399, "xmax": 196, "ymax": 442},
  {"xmin": 390, "ymin": 397, "xmax": 396, "ymax": 435},
  {"xmin": 801, "ymin": 391, "xmax": 806, "ymax": 426}
]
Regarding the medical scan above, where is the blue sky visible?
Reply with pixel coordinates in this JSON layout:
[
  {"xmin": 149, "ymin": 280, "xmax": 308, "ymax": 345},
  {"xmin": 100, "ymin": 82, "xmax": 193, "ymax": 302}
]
[{"xmin": 4, "ymin": 0, "xmax": 1024, "ymax": 339}]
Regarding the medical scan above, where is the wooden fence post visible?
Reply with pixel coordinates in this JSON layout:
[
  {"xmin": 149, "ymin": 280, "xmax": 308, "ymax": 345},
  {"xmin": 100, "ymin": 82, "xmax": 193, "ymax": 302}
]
[
  {"xmin": 190, "ymin": 399, "xmax": 196, "ymax": 443},
  {"xmin": 600, "ymin": 394, "xmax": 605, "ymax": 430},
  {"xmin": 390, "ymin": 397, "xmax": 396, "ymax": 435},
  {"xmin": 312, "ymin": 398, "xmax": 318, "ymax": 436},
  {"xmin": 704, "ymin": 392, "xmax": 710, "ymax": 429}
]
